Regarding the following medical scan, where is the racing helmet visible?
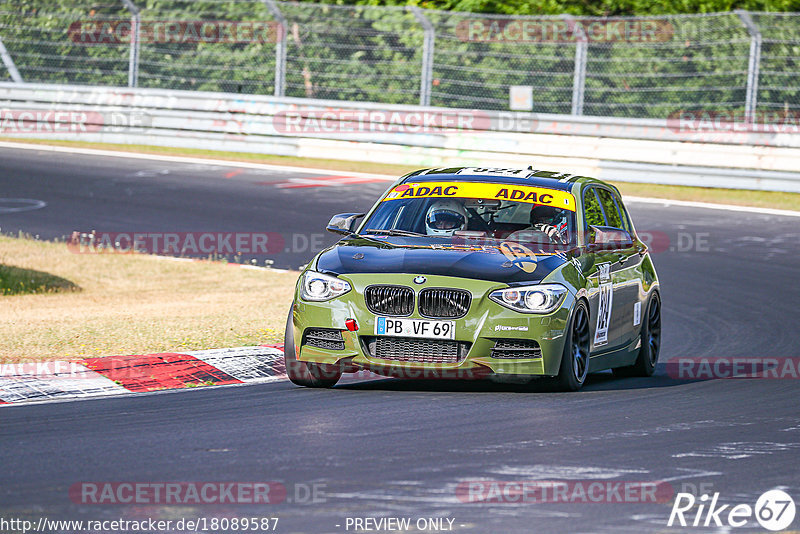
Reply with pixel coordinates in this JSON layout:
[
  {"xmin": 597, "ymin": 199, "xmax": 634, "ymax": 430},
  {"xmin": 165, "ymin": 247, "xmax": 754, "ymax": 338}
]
[
  {"xmin": 530, "ymin": 204, "xmax": 565, "ymax": 227},
  {"xmin": 425, "ymin": 199, "xmax": 467, "ymax": 236}
]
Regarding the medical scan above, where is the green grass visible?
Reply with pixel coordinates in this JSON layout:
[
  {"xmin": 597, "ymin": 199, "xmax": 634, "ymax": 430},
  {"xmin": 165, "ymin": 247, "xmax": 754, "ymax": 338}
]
[{"xmin": 0, "ymin": 264, "xmax": 80, "ymax": 295}]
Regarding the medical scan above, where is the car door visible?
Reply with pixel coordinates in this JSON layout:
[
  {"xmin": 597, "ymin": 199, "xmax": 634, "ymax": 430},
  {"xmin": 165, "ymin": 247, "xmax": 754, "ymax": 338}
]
[
  {"xmin": 594, "ymin": 187, "xmax": 639, "ymax": 351},
  {"xmin": 581, "ymin": 187, "xmax": 620, "ymax": 353}
]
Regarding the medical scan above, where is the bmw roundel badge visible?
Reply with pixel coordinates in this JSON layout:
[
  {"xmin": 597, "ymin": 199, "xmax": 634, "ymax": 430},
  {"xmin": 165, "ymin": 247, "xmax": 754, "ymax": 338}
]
[{"xmin": 413, "ymin": 276, "xmax": 426, "ymax": 284}]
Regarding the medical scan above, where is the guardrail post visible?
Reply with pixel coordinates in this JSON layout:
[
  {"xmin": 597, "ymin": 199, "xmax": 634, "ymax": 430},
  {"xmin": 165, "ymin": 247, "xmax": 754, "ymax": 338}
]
[
  {"xmin": 262, "ymin": 0, "xmax": 287, "ymax": 97},
  {"xmin": 563, "ymin": 15, "xmax": 587, "ymax": 116},
  {"xmin": 736, "ymin": 10, "xmax": 762, "ymax": 122},
  {"xmin": 121, "ymin": 0, "xmax": 140, "ymax": 87},
  {"xmin": 0, "ymin": 34, "xmax": 23, "ymax": 83},
  {"xmin": 410, "ymin": 6, "xmax": 434, "ymax": 107}
]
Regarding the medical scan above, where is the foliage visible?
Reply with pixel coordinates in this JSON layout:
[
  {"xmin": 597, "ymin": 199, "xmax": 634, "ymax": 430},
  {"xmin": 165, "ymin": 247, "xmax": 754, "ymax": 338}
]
[{"xmin": 1, "ymin": 1, "xmax": 798, "ymax": 117}]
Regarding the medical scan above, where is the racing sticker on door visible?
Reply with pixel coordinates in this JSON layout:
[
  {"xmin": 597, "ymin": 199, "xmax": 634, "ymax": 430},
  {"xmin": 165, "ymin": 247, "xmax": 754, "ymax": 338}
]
[
  {"xmin": 594, "ymin": 282, "xmax": 613, "ymax": 346},
  {"xmin": 597, "ymin": 262, "xmax": 611, "ymax": 283}
]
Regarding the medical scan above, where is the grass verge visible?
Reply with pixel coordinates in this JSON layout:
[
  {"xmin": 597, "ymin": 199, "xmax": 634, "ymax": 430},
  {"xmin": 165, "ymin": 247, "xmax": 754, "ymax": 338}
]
[
  {"xmin": 0, "ymin": 235, "xmax": 297, "ymax": 363},
  {"xmin": 2, "ymin": 137, "xmax": 799, "ymax": 212},
  {"xmin": 0, "ymin": 263, "xmax": 79, "ymax": 295}
]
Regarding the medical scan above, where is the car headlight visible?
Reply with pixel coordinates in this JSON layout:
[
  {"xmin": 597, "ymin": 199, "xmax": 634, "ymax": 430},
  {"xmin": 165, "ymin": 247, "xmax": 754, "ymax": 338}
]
[
  {"xmin": 301, "ymin": 271, "xmax": 351, "ymax": 302},
  {"xmin": 489, "ymin": 284, "xmax": 567, "ymax": 314}
]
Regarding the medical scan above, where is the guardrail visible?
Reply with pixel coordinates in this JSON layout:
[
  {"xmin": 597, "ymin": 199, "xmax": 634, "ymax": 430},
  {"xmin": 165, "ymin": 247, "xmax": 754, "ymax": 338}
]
[{"xmin": 2, "ymin": 82, "xmax": 800, "ymax": 192}]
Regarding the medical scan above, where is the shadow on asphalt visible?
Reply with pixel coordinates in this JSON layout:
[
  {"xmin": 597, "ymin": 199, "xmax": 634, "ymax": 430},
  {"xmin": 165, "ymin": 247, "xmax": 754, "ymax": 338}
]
[{"xmin": 332, "ymin": 365, "xmax": 706, "ymax": 394}]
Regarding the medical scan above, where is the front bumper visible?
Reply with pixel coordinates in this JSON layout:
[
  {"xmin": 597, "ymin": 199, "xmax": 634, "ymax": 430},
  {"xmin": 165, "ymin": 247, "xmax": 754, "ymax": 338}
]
[{"xmin": 291, "ymin": 273, "xmax": 575, "ymax": 377}]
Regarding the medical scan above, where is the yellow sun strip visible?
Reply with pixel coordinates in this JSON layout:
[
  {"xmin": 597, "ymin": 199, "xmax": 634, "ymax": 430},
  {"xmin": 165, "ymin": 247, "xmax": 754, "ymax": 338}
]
[{"xmin": 382, "ymin": 181, "xmax": 576, "ymax": 212}]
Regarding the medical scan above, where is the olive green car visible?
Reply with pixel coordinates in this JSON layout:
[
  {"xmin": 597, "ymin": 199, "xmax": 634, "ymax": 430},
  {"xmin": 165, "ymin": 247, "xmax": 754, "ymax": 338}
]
[{"xmin": 284, "ymin": 167, "xmax": 661, "ymax": 391}]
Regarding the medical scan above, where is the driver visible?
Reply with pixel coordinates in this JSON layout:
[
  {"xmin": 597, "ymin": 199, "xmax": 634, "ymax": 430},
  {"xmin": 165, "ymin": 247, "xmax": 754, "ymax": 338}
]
[
  {"xmin": 530, "ymin": 204, "xmax": 569, "ymax": 244},
  {"xmin": 425, "ymin": 199, "xmax": 467, "ymax": 236}
]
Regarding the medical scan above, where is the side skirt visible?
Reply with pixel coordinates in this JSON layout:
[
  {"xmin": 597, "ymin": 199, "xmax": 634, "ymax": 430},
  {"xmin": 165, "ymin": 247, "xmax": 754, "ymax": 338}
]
[{"xmin": 588, "ymin": 336, "xmax": 640, "ymax": 372}]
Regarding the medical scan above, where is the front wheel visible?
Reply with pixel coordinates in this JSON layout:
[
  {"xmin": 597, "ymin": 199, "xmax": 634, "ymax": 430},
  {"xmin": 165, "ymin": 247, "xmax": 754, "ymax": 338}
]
[
  {"xmin": 613, "ymin": 292, "xmax": 661, "ymax": 378},
  {"xmin": 554, "ymin": 300, "xmax": 591, "ymax": 391},
  {"xmin": 284, "ymin": 308, "xmax": 342, "ymax": 388}
]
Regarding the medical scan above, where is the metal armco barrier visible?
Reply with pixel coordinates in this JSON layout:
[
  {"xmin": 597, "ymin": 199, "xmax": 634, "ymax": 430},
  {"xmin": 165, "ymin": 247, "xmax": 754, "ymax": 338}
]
[{"xmin": 1, "ymin": 82, "xmax": 800, "ymax": 192}]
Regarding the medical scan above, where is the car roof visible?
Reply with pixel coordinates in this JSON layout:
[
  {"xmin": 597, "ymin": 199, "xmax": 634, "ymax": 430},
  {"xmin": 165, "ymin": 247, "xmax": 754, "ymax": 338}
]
[{"xmin": 400, "ymin": 167, "xmax": 608, "ymax": 191}]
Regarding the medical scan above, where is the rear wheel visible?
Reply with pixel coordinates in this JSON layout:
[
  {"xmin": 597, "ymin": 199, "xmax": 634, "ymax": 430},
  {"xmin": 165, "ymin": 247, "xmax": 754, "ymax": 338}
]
[
  {"xmin": 284, "ymin": 309, "xmax": 342, "ymax": 388},
  {"xmin": 554, "ymin": 300, "xmax": 591, "ymax": 391},
  {"xmin": 613, "ymin": 292, "xmax": 661, "ymax": 378}
]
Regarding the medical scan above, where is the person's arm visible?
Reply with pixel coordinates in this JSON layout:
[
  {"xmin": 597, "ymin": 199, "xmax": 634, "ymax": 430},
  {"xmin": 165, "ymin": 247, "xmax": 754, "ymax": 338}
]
[{"xmin": 532, "ymin": 223, "xmax": 568, "ymax": 245}]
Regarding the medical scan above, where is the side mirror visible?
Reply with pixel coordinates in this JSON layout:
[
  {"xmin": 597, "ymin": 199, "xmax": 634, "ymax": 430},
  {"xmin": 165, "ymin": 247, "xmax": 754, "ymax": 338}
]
[
  {"xmin": 587, "ymin": 225, "xmax": 633, "ymax": 251},
  {"xmin": 326, "ymin": 213, "xmax": 365, "ymax": 235}
]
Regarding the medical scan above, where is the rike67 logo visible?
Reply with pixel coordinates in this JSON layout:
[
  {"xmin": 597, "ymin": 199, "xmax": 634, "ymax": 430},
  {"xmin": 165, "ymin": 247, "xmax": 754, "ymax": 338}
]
[{"xmin": 668, "ymin": 489, "xmax": 796, "ymax": 531}]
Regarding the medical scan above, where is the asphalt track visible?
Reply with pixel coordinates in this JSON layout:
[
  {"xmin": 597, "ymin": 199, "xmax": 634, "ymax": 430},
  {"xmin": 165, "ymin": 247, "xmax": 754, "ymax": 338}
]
[{"xmin": 1, "ymin": 146, "xmax": 799, "ymax": 533}]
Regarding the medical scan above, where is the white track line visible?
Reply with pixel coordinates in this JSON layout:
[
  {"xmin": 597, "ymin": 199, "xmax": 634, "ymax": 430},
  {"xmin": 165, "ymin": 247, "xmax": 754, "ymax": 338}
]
[
  {"xmin": 0, "ymin": 141, "xmax": 394, "ymax": 180},
  {"xmin": 1, "ymin": 140, "xmax": 798, "ymax": 217},
  {"xmin": 624, "ymin": 196, "xmax": 800, "ymax": 218}
]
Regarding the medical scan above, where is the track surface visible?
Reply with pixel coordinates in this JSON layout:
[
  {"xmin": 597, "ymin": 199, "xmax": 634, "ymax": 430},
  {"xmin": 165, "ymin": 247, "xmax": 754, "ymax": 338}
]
[{"xmin": 1, "ymin": 146, "xmax": 799, "ymax": 533}]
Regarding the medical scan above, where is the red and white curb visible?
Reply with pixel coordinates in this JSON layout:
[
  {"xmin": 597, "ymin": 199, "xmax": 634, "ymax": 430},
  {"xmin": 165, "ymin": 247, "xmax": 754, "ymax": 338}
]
[{"xmin": 0, "ymin": 345, "xmax": 286, "ymax": 405}]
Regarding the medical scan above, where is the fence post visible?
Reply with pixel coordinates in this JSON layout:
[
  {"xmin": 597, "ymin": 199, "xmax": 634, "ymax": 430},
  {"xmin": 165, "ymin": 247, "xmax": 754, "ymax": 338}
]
[
  {"xmin": 410, "ymin": 6, "xmax": 434, "ymax": 107},
  {"xmin": 262, "ymin": 0, "xmax": 287, "ymax": 97},
  {"xmin": 562, "ymin": 15, "xmax": 587, "ymax": 116},
  {"xmin": 736, "ymin": 10, "xmax": 761, "ymax": 122},
  {"xmin": 121, "ymin": 0, "xmax": 140, "ymax": 87},
  {"xmin": 0, "ymin": 35, "xmax": 23, "ymax": 83}
]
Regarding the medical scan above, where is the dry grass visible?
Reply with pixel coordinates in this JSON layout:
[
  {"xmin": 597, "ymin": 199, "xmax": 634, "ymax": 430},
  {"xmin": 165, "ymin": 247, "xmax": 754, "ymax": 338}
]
[
  {"xmin": 0, "ymin": 235, "xmax": 298, "ymax": 363},
  {"xmin": 3, "ymin": 137, "xmax": 798, "ymax": 212},
  {"xmin": 613, "ymin": 181, "xmax": 800, "ymax": 212}
]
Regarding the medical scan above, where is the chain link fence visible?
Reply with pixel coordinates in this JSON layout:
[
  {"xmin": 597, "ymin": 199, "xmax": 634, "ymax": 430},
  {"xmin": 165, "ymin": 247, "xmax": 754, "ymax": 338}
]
[{"xmin": 1, "ymin": 1, "xmax": 798, "ymax": 119}]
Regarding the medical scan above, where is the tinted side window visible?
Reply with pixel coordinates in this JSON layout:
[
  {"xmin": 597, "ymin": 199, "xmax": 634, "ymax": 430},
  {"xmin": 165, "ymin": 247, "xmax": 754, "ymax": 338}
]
[
  {"xmin": 596, "ymin": 188, "xmax": 623, "ymax": 229},
  {"xmin": 583, "ymin": 188, "xmax": 605, "ymax": 227}
]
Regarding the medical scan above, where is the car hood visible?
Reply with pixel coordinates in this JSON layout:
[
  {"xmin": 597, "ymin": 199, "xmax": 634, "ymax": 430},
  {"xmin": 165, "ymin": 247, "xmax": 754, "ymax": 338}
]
[{"xmin": 315, "ymin": 236, "xmax": 571, "ymax": 285}]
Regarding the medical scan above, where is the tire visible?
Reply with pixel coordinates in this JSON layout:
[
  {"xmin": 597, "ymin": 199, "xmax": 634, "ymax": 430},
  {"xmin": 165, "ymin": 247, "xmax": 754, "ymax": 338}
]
[
  {"xmin": 283, "ymin": 308, "xmax": 342, "ymax": 388},
  {"xmin": 613, "ymin": 292, "xmax": 661, "ymax": 378},
  {"xmin": 554, "ymin": 299, "xmax": 591, "ymax": 391}
]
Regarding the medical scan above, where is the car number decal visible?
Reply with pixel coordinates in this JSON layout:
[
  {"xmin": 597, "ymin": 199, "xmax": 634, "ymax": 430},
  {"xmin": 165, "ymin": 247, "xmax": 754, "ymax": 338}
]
[{"xmin": 594, "ymin": 282, "xmax": 613, "ymax": 346}]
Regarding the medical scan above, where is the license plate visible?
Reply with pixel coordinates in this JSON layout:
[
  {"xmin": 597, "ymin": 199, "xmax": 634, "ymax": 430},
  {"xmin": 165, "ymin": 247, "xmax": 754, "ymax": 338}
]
[{"xmin": 374, "ymin": 317, "xmax": 455, "ymax": 340}]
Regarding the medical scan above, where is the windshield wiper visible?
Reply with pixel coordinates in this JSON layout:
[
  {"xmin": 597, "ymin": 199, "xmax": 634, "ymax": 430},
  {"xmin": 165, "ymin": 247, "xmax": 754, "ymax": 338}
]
[{"xmin": 363, "ymin": 228, "xmax": 426, "ymax": 237}]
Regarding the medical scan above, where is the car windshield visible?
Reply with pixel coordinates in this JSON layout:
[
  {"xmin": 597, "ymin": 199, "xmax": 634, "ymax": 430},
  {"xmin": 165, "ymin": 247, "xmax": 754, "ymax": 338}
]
[{"xmin": 361, "ymin": 183, "xmax": 577, "ymax": 250}]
